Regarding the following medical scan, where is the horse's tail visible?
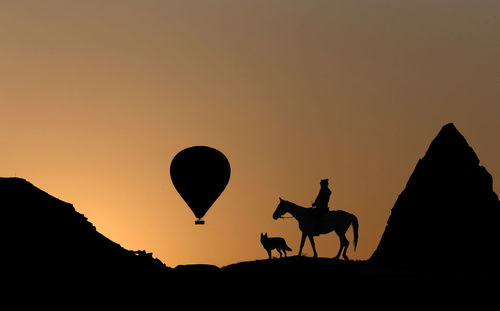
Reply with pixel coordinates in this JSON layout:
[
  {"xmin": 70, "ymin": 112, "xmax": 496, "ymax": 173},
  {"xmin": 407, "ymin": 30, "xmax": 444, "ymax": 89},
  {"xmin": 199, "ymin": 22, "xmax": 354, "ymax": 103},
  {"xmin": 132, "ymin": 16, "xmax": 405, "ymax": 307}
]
[{"xmin": 351, "ymin": 215, "xmax": 359, "ymax": 251}]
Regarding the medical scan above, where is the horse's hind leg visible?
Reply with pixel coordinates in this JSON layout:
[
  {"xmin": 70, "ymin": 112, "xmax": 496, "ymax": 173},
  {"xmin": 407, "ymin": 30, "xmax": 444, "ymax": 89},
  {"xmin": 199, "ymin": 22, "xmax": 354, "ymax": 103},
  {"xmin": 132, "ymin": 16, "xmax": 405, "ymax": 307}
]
[
  {"xmin": 333, "ymin": 236, "xmax": 343, "ymax": 260},
  {"xmin": 341, "ymin": 235, "xmax": 350, "ymax": 261}
]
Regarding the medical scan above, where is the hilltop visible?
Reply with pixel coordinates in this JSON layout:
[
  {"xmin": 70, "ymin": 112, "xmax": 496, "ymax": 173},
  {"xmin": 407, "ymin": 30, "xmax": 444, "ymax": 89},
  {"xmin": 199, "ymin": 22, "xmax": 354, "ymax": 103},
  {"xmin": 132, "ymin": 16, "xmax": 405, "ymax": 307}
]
[{"xmin": 1, "ymin": 177, "xmax": 169, "ymax": 285}]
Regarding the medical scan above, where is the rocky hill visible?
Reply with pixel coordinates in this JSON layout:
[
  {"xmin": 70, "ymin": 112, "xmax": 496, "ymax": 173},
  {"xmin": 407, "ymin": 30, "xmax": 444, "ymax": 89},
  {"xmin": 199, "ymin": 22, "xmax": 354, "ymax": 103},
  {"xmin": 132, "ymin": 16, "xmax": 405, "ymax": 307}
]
[
  {"xmin": 370, "ymin": 123, "xmax": 500, "ymax": 277},
  {"xmin": 1, "ymin": 177, "xmax": 169, "ymax": 285}
]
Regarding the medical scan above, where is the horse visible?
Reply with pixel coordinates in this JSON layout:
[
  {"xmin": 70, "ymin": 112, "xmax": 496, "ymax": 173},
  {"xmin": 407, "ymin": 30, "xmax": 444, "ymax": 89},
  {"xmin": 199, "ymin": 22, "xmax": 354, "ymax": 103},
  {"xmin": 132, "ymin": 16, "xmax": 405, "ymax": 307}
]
[{"xmin": 273, "ymin": 197, "xmax": 359, "ymax": 260}]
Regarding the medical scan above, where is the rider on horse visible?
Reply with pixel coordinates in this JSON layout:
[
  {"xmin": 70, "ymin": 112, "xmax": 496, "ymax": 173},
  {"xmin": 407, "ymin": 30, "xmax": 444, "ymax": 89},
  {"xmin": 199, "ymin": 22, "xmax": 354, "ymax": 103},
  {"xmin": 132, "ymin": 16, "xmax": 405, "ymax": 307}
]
[
  {"xmin": 312, "ymin": 178, "xmax": 331, "ymax": 214},
  {"xmin": 312, "ymin": 179, "xmax": 331, "ymax": 234}
]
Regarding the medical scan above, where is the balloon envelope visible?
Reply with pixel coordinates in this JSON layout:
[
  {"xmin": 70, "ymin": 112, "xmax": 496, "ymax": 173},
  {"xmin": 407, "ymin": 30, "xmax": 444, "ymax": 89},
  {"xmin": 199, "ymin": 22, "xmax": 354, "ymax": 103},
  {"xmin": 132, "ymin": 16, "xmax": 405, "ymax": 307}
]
[{"xmin": 170, "ymin": 146, "xmax": 230, "ymax": 224}]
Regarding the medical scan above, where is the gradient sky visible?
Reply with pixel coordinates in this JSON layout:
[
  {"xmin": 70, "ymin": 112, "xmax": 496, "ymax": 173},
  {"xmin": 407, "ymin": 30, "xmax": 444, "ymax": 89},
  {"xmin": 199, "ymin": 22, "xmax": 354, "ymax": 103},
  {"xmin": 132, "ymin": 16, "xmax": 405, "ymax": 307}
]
[{"xmin": 1, "ymin": 0, "xmax": 499, "ymax": 267}]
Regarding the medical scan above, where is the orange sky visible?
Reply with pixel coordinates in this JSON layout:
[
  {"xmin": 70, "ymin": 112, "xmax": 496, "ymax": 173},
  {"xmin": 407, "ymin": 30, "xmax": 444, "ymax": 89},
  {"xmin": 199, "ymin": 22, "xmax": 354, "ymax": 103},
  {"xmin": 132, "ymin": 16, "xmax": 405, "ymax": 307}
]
[{"xmin": 1, "ymin": 1, "xmax": 499, "ymax": 267}]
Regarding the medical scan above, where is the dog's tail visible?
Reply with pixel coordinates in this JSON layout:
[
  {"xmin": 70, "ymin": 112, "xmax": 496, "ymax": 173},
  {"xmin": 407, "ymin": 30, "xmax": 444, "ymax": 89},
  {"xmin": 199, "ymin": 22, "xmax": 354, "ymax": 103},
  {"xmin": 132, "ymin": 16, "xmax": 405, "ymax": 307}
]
[{"xmin": 284, "ymin": 242, "xmax": 292, "ymax": 252}]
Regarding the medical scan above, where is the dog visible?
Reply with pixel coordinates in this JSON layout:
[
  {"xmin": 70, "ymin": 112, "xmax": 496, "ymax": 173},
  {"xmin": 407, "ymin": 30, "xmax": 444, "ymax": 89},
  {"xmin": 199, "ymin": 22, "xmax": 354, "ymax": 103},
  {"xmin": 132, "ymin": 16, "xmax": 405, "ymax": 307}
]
[{"xmin": 260, "ymin": 232, "xmax": 292, "ymax": 259}]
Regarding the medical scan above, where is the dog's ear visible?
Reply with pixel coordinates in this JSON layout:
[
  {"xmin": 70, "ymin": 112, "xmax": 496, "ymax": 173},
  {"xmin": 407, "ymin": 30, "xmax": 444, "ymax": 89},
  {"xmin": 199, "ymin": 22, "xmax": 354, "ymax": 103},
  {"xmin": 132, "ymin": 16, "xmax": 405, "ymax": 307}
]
[{"xmin": 279, "ymin": 197, "xmax": 283, "ymax": 202}]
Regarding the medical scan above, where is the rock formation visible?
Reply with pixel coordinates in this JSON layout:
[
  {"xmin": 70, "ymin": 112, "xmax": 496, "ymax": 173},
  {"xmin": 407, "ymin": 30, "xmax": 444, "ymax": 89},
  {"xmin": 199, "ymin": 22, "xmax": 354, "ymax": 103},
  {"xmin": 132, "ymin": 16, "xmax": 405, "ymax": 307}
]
[
  {"xmin": 371, "ymin": 123, "xmax": 500, "ymax": 276},
  {"xmin": 1, "ymin": 177, "xmax": 169, "ymax": 283}
]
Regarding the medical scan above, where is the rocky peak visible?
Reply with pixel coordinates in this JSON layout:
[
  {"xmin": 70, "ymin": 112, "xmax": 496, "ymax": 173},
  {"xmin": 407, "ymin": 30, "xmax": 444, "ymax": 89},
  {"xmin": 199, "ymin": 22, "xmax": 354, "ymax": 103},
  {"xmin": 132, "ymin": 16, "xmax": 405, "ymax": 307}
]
[{"xmin": 371, "ymin": 123, "xmax": 500, "ymax": 276}]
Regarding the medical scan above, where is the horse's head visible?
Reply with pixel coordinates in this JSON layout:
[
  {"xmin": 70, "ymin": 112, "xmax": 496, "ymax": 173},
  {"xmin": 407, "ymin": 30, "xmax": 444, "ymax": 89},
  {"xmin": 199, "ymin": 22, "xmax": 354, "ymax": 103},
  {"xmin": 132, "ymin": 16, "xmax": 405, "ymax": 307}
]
[{"xmin": 273, "ymin": 197, "xmax": 288, "ymax": 220}]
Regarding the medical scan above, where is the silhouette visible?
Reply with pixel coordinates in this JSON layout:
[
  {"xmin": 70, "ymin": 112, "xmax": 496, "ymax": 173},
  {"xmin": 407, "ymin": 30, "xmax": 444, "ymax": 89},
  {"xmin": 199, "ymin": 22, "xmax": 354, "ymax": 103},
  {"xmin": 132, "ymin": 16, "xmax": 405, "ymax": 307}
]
[
  {"xmin": 273, "ymin": 198, "xmax": 358, "ymax": 260},
  {"xmin": 6, "ymin": 122, "xmax": 500, "ymax": 296},
  {"xmin": 1, "ymin": 177, "xmax": 169, "ymax": 285},
  {"xmin": 312, "ymin": 178, "xmax": 332, "ymax": 232},
  {"xmin": 260, "ymin": 232, "xmax": 292, "ymax": 259},
  {"xmin": 312, "ymin": 178, "xmax": 332, "ymax": 213},
  {"xmin": 170, "ymin": 146, "xmax": 231, "ymax": 224},
  {"xmin": 370, "ymin": 123, "xmax": 500, "ymax": 277}
]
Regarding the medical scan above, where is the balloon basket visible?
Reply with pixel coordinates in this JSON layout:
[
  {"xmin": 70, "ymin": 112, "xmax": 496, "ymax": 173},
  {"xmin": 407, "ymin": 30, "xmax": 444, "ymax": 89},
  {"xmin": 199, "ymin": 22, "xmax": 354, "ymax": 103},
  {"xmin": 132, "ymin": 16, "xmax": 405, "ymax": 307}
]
[{"xmin": 195, "ymin": 219, "xmax": 205, "ymax": 225}]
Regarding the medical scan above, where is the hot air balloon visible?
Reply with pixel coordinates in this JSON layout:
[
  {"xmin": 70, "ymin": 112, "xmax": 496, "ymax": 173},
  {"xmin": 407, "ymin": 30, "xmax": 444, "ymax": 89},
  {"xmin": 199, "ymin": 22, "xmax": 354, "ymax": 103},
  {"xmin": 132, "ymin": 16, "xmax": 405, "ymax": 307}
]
[{"xmin": 170, "ymin": 146, "xmax": 230, "ymax": 224}]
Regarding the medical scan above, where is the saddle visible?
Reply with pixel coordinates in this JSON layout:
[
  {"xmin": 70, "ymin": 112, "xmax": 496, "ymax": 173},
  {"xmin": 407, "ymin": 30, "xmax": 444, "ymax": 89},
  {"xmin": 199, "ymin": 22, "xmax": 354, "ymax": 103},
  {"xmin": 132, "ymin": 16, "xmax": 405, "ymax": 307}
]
[
  {"xmin": 311, "ymin": 207, "xmax": 329, "ymax": 235},
  {"xmin": 312, "ymin": 206, "xmax": 329, "ymax": 217}
]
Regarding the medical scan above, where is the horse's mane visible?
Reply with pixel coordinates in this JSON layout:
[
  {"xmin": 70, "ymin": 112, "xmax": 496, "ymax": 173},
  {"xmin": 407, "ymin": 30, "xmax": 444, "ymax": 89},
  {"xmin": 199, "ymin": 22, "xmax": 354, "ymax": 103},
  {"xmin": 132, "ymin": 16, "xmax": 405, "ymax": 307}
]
[{"xmin": 283, "ymin": 199, "xmax": 310, "ymax": 209}]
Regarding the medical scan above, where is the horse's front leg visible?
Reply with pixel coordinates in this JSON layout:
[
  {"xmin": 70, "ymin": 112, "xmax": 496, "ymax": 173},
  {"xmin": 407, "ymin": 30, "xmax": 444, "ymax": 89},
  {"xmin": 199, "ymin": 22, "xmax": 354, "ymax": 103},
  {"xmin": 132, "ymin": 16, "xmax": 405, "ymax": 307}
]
[
  {"xmin": 308, "ymin": 235, "xmax": 318, "ymax": 258},
  {"xmin": 298, "ymin": 232, "xmax": 306, "ymax": 256}
]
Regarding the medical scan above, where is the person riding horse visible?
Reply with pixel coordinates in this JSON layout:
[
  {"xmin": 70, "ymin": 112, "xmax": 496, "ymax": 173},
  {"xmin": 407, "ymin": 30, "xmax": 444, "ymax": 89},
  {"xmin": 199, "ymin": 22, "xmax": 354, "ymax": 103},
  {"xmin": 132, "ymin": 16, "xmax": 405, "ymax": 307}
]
[
  {"xmin": 313, "ymin": 179, "xmax": 331, "ymax": 213},
  {"xmin": 312, "ymin": 179, "xmax": 331, "ymax": 232}
]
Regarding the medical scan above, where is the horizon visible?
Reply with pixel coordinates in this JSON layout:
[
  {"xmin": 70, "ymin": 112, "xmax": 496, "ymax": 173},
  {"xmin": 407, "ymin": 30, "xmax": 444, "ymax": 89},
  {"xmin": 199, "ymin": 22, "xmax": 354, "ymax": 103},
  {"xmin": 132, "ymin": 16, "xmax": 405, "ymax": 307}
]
[{"xmin": 1, "ymin": 1, "xmax": 499, "ymax": 268}]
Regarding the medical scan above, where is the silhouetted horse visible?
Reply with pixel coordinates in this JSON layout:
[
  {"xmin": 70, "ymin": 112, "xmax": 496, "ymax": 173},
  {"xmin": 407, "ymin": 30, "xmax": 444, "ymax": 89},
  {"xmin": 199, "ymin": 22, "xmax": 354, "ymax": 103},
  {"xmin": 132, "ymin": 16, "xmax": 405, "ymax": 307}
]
[{"xmin": 273, "ymin": 198, "xmax": 358, "ymax": 260}]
